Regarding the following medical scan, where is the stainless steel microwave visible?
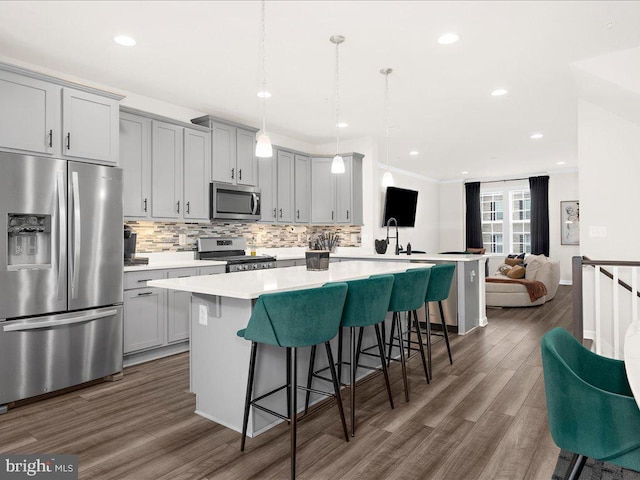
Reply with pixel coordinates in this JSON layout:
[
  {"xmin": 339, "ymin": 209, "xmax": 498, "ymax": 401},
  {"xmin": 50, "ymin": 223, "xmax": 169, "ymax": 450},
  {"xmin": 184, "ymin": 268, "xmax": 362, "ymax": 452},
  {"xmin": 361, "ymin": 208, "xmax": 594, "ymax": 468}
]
[{"xmin": 210, "ymin": 182, "xmax": 261, "ymax": 221}]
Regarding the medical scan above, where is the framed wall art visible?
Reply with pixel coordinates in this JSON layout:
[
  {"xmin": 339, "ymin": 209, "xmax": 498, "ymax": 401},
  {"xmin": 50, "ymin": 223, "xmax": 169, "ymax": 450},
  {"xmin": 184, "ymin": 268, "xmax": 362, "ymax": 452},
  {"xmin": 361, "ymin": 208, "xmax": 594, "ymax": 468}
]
[{"xmin": 561, "ymin": 200, "xmax": 579, "ymax": 245}]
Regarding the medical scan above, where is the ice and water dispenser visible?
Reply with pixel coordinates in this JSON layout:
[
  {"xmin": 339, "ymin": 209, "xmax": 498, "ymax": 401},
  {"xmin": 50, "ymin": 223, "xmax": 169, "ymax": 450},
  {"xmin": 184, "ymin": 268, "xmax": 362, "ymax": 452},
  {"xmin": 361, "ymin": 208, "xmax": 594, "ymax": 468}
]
[{"xmin": 7, "ymin": 214, "xmax": 52, "ymax": 269}]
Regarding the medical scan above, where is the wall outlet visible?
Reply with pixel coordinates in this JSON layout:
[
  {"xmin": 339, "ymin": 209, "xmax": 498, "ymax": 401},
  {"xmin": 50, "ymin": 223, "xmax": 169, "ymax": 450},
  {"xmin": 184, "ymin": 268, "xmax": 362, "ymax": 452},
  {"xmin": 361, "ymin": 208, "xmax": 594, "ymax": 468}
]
[
  {"xmin": 178, "ymin": 234, "xmax": 187, "ymax": 245},
  {"xmin": 589, "ymin": 226, "xmax": 607, "ymax": 238},
  {"xmin": 199, "ymin": 304, "xmax": 208, "ymax": 326}
]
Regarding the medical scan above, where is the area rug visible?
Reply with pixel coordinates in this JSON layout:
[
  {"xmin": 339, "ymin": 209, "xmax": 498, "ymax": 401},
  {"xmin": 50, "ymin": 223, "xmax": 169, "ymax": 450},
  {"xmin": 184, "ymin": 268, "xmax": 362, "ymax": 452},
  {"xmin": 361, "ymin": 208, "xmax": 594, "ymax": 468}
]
[{"xmin": 553, "ymin": 450, "xmax": 640, "ymax": 480}]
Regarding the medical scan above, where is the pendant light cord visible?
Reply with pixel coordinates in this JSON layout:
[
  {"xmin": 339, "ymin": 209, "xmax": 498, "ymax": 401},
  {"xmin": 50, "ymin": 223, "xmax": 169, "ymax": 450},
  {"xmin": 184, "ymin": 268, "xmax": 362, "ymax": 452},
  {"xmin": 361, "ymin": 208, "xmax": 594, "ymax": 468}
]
[
  {"xmin": 385, "ymin": 71, "xmax": 390, "ymax": 170},
  {"xmin": 335, "ymin": 39, "xmax": 340, "ymax": 155},
  {"xmin": 261, "ymin": 0, "xmax": 267, "ymax": 134}
]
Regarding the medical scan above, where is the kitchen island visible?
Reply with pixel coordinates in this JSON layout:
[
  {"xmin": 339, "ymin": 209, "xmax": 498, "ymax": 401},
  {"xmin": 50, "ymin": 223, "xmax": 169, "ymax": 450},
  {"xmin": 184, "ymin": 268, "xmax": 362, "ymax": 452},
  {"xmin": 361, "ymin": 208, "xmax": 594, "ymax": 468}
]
[{"xmin": 149, "ymin": 260, "xmax": 425, "ymax": 437}]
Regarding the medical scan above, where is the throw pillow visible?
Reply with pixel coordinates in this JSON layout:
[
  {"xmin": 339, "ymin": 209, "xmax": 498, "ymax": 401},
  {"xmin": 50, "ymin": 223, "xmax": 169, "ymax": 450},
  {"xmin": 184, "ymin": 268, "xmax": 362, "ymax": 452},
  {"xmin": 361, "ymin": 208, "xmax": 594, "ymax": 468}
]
[
  {"xmin": 507, "ymin": 265, "xmax": 526, "ymax": 279},
  {"xmin": 505, "ymin": 257, "xmax": 524, "ymax": 267},
  {"xmin": 507, "ymin": 253, "xmax": 526, "ymax": 260},
  {"xmin": 498, "ymin": 264, "xmax": 511, "ymax": 275}
]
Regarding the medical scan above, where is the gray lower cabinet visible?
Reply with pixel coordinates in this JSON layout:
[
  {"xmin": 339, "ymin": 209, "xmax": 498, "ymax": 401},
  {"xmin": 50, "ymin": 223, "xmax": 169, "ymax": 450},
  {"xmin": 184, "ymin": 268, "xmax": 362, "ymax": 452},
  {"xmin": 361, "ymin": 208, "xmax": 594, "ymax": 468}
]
[
  {"xmin": 294, "ymin": 154, "xmax": 310, "ymax": 223},
  {"xmin": 0, "ymin": 64, "xmax": 121, "ymax": 164},
  {"xmin": 120, "ymin": 112, "xmax": 151, "ymax": 218},
  {"xmin": 124, "ymin": 265, "xmax": 225, "ymax": 357},
  {"xmin": 124, "ymin": 287, "xmax": 166, "ymax": 354}
]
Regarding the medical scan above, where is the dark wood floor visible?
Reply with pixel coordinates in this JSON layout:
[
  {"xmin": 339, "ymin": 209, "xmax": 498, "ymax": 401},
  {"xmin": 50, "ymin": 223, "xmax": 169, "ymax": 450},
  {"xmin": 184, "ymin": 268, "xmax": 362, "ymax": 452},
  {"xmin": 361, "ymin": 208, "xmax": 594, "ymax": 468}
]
[{"xmin": 0, "ymin": 286, "xmax": 572, "ymax": 479}]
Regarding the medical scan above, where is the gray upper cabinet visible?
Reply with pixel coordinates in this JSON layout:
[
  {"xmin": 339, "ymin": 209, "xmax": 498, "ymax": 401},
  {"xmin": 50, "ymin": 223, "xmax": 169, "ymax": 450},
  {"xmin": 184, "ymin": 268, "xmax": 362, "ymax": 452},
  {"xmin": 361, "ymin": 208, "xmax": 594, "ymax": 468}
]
[
  {"xmin": 120, "ymin": 112, "xmax": 151, "ymax": 218},
  {"xmin": 0, "ymin": 64, "xmax": 122, "ymax": 162},
  {"xmin": 62, "ymin": 88, "xmax": 119, "ymax": 165},
  {"xmin": 258, "ymin": 155, "xmax": 277, "ymax": 223},
  {"xmin": 294, "ymin": 154, "xmax": 310, "ymax": 223},
  {"xmin": 0, "ymin": 69, "xmax": 60, "ymax": 156},
  {"xmin": 277, "ymin": 150, "xmax": 294, "ymax": 223},
  {"xmin": 183, "ymin": 128, "xmax": 211, "ymax": 221},
  {"xmin": 311, "ymin": 157, "xmax": 335, "ymax": 224},
  {"xmin": 311, "ymin": 154, "xmax": 363, "ymax": 225},
  {"xmin": 191, "ymin": 115, "xmax": 259, "ymax": 186},
  {"xmin": 236, "ymin": 128, "xmax": 257, "ymax": 186},
  {"xmin": 151, "ymin": 121, "xmax": 183, "ymax": 219},
  {"xmin": 211, "ymin": 121, "xmax": 235, "ymax": 183}
]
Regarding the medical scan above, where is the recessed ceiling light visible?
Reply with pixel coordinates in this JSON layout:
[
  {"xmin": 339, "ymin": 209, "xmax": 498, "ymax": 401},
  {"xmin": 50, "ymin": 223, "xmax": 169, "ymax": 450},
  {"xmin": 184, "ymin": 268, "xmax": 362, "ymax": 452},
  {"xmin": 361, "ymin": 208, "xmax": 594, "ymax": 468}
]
[
  {"xmin": 113, "ymin": 35, "xmax": 136, "ymax": 47},
  {"xmin": 491, "ymin": 88, "xmax": 508, "ymax": 97},
  {"xmin": 409, "ymin": 150, "xmax": 419, "ymax": 156},
  {"xmin": 337, "ymin": 122, "xmax": 348, "ymax": 128},
  {"xmin": 556, "ymin": 161, "xmax": 566, "ymax": 165},
  {"xmin": 257, "ymin": 91, "xmax": 272, "ymax": 98},
  {"xmin": 530, "ymin": 132, "xmax": 544, "ymax": 140},
  {"xmin": 437, "ymin": 33, "xmax": 460, "ymax": 45},
  {"xmin": 461, "ymin": 171, "xmax": 469, "ymax": 175}
]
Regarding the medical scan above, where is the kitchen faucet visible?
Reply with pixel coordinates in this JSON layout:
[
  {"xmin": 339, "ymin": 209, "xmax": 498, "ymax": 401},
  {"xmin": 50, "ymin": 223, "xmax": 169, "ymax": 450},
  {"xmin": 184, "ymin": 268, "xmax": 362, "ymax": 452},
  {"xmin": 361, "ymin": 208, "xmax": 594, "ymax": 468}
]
[{"xmin": 386, "ymin": 217, "xmax": 401, "ymax": 255}]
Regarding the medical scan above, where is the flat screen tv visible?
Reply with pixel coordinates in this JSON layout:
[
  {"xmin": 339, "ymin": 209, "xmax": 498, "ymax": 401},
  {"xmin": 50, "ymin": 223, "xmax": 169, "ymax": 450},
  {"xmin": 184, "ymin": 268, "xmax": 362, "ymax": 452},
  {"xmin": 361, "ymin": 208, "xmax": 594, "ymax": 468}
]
[{"xmin": 382, "ymin": 187, "xmax": 418, "ymax": 227}]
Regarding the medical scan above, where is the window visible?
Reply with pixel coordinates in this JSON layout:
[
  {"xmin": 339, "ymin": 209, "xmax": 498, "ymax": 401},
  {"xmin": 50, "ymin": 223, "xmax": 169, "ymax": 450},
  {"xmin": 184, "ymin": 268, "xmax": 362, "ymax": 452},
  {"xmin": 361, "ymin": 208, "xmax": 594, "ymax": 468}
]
[{"xmin": 481, "ymin": 187, "xmax": 531, "ymax": 254}]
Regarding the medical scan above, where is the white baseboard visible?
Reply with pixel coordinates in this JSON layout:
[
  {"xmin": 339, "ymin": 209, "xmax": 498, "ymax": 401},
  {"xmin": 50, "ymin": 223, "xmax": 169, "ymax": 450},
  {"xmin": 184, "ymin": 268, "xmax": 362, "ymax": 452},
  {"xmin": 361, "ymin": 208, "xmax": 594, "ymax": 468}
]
[
  {"xmin": 560, "ymin": 280, "xmax": 572, "ymax": 286},
  {"xmin": 583, "ymin": 330, "xmax": 595, "ymax": 340}
]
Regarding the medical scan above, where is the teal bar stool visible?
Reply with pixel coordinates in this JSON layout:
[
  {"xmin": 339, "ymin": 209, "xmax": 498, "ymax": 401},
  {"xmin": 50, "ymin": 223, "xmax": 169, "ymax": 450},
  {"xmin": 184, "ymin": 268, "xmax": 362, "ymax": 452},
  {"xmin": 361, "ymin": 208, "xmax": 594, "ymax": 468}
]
[
  {"xmin": 370, "ymin": 268, "xmax": 431, "ymax": 401},
  {"xmin": 304, "ymin": 275, "xmax": 395, "ymax": 437},
  {"xmin": 423, "ymin": 263, "xmax": 456, "ymax": 377},
  {"xmin": 237, "ymin": 283, "xmax": 349, "ymax": 479}
]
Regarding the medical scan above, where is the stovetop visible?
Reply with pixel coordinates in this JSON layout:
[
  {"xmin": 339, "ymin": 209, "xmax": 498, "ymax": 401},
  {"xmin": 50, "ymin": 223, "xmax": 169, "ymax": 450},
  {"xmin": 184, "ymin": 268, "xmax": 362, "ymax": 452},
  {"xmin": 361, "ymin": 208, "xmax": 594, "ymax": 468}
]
[{"xmin": 209, "ymin": 254, "xmax": 275, "ymax": 265}]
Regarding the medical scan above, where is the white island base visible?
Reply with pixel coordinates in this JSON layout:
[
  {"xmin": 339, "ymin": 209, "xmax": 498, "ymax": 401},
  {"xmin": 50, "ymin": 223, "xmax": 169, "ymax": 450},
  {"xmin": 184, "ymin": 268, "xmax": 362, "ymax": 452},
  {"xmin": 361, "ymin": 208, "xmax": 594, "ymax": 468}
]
[{"xmin": 151, "ymin": 261, "xmax": 425, "ymax": 437}]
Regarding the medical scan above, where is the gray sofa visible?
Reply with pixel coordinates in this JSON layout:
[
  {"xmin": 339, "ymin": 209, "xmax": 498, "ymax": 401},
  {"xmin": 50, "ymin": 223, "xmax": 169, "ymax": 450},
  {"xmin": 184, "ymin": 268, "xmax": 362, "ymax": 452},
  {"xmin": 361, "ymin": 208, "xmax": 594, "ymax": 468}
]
[{"xmin": 485, "ymin": 254, "xmax": 560, "ymax": 307}]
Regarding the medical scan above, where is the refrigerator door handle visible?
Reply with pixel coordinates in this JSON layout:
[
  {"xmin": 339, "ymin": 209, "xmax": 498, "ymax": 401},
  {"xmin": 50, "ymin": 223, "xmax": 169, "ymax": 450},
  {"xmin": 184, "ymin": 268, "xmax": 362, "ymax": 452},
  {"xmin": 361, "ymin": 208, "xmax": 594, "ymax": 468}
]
[
  {"xmin": 71, "ymin": 171, "xmax": 81, "ymax": 299},
  {"xmin": 2, "ymin": 309, "xmax": 118, "ymax": 332},
  {"xmin": 56, "ymin": 171, "xmax": 66, "ymax": 301}
]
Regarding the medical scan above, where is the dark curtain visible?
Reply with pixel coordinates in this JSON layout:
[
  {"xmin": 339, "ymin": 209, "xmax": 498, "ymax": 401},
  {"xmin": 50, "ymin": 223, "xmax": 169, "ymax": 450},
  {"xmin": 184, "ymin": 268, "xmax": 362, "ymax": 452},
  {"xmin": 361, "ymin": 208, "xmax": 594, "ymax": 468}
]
[
  {"xmin": 529, "ymin": 175, "xmax": 550, "ymax": 257},
  {"xmin": 465, "ymin": 182, "xmax": 483, "ymax": 249}
]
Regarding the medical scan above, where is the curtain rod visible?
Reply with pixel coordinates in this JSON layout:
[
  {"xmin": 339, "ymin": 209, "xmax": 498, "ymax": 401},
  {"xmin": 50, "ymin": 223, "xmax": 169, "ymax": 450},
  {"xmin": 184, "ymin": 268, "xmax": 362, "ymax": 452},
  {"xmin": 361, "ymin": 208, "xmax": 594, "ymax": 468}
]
[{"xmin": 465, "ymin": 174, "xmax": 548, "ymax": 185}]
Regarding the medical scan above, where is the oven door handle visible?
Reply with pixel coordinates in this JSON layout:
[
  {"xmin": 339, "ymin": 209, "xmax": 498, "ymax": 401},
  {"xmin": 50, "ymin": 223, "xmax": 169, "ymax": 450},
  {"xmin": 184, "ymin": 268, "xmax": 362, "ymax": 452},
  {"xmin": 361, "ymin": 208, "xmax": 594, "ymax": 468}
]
[{"xmin": 2, "ymin": 309, "xmax": 118, "ymax": 332}]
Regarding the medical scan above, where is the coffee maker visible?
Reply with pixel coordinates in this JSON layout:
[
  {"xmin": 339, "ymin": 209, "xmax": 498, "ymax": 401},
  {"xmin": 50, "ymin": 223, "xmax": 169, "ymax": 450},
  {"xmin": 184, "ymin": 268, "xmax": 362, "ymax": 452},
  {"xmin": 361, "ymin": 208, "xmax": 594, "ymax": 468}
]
[{"xmin": 124, "ymin": 225, "xmax": 148, "ymax": 265}]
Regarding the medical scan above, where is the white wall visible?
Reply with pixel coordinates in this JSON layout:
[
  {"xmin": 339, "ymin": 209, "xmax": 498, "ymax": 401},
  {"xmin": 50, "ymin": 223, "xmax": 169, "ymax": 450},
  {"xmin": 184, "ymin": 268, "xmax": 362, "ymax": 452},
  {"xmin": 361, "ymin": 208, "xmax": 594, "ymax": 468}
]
[
  {"xmin": 548, "ymin": 171, "xmax": 580, "ymax": 284},
  {"xmin": 439, "ymin": 181, "xmax": 465, "ymax": 251}
]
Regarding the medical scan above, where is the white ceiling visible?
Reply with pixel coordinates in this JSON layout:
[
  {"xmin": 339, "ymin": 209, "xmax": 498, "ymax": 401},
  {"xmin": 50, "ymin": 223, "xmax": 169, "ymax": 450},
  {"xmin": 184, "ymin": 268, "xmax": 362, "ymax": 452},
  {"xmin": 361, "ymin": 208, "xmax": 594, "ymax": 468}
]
[{"xmin": 1, "ymin": 1, "xmax": 640, "ymax": 180}]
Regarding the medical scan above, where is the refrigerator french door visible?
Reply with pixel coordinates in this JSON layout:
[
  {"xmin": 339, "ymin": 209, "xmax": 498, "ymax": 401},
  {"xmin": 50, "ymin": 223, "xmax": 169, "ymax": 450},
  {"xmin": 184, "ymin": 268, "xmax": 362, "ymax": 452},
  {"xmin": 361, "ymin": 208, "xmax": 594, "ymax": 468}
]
[{"xmin": 0, "ymin": 152, "xmax": 123, "ymax": 409}]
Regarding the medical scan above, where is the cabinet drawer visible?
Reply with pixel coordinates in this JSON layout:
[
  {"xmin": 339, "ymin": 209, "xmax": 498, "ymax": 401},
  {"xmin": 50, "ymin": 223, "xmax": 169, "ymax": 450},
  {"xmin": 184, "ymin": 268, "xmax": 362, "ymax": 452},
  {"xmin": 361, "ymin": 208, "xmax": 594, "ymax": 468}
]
[
  {"xmin": 167, "ymin": 268, "xmax": 199, "ymax": 279},
  {"xmin": 199, "ymin": 266, "xmax": 226, "ymax": 276},
  {"xmin": 124, "ymin": 270, "xmax": 166, "ymax": 290}
]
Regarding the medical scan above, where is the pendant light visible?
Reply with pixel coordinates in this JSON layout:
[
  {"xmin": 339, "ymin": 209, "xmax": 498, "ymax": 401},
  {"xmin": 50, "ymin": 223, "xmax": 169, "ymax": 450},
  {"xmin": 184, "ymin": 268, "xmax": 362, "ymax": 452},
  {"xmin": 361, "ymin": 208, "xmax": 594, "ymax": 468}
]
[
  {"xmin": 330, "ymin": 35, "xmax": 345, "ymax": 174},
  {"xmin": 255, "ymin": 0, "xmax": 273, "ymax": 158},
  {"xmin": 381, "ymin": 68, "xmax": 394, "ymax": 187}
]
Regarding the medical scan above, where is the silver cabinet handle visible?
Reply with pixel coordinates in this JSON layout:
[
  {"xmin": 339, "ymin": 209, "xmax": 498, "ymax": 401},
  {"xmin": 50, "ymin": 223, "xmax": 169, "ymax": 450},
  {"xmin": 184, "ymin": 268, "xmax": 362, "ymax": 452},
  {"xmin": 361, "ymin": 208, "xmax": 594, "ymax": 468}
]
[
  {"xmin": 231, "ymin": 168, "xmax": 235, "ymax": 179},
  {"xmin": 279, "ymin": 208, "xmax": 283, "ymax": 218},
  {"xmin": 143, "ymin": 198, "xmax": 148, "ymax": 212},
  {"xmin": 49, "ymin": 129, "xmax": 53, "ymax": 148},
  {"xmin": 66, "ymin": 132, "xmax": 71, "ymax": 150},
  {"xmin": 137, "ymin": 292, "xmax": 153, "ymax": 297},
  {"xmin": 177, "ymin": 201, "xmax": 180, "ymax": 213},
  {"xmin": 347, "ymin": 209, "xmax": 349, "ymax": 220},
  {"xmin": 297, "ymin": 209, "xmax": 300, "ymax": 219},
  {"xmin": 71, "ymin": 171, "xmax": 81, "ymax": 299},
  {"xmin": 239, "ymin": 169, "xmax": 242, "ymax": 181},
  {"xmin": 56, "ymin": 171, "xmax": 66, "ymax": 301},
  {"xmin": 332, "ymin": 211, "xmax": 334, "ymax": 221},
  {"xmin": 3, "ymin": 309, "xmax": 118, "ymax": 332},
  {"xmin": 186, "ymin": 201, "xmax": 190, "ymax": 214},
  {"xmin": 137, "ymin": 278, "xmax": 152, "ymax": 283},
  {"xmin": 273, "ymin": 208, "xmax": 276, "ymax": 218}
]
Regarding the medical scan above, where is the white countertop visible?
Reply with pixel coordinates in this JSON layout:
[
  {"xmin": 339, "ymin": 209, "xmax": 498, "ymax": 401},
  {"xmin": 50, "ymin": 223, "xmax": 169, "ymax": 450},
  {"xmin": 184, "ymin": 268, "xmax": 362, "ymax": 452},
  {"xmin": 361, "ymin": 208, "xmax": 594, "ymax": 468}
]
[
  {"xmin": 148, "ymin": 260, "xmax": 429, "ymax": 299},
  {"xmin": 257, "ymin": 247, "xmax": 485, "ymax": 263},
  {"xmin": 123, "ymin": 251, "xmax": 226, "ymax": 272}
]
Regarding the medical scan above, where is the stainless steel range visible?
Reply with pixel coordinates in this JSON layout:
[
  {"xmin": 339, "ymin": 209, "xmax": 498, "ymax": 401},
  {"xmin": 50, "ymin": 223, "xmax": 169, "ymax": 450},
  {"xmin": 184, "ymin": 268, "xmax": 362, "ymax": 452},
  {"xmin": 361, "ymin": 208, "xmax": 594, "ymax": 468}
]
[{"xmin": 197, "ymin": 237, "xmax": 276, "ymax": 273}]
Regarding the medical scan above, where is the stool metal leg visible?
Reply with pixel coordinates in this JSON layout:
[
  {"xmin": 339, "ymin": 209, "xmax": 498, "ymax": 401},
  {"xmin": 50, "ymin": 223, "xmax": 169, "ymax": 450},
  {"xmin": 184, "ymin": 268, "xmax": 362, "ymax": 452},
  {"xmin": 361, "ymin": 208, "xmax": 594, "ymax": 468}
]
[
  {"xmin": 439, "ymin": 300, "xmax": 453, "ymax": 365},
  {"xmin": 412, "ymin": 310, "xmax": 430, "ymax": 384},
  {"xmin": 397, "ymin": 316, "xmax": 409, "ymax": 402},
  {"xmin": 387, "ymin": 312, "xmax": 397, "ymax": 367},
  {"xmin": 289, "ymin": 347, "xmax": 298, "ymax": 479},
  {"xmin": 304, "ymin": 345, "xmax": 317, "ymax": 415},
  {"xmin": 325, "ymin": 342, "xmax": 349, "ymax": 442},
  {"xmin": 425, "ymin": 307, "xmax": 432, "ymax": 379},
  {"xmin": 374, "ymin": 323, "xmax": 394, "ymax": 410},
  {"xmin": 350, "ymin": 327, "xmax": 356, "ymax": 437},
  {"xmin": 337, "ymin": 327, "xmax": 344, "ymax": 385},
  {"xmin": 241, "ymin": 341, "xmax": 258, "ymax": 452}
]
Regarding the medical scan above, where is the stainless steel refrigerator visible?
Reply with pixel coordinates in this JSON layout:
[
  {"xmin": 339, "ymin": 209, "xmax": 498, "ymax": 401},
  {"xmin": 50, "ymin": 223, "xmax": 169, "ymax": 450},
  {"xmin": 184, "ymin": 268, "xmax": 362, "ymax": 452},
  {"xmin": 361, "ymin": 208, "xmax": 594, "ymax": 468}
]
[{"xmin": 0, "ymin": 152, "xmax": 123, "ymax": 411}]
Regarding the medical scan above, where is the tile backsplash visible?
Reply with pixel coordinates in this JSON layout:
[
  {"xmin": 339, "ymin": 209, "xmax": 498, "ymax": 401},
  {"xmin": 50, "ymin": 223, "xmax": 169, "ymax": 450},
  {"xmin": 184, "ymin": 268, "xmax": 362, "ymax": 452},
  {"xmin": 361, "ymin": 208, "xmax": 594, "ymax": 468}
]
[{"xmin": 127, "ymin": 221, "xmax": 362, "ymax": 253}]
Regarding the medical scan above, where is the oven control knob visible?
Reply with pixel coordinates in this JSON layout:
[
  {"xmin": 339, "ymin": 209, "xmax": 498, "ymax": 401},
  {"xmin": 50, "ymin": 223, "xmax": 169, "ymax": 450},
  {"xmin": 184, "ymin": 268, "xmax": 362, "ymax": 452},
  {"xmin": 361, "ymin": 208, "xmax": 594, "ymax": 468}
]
[
  {"xmin": 252, "ymin": 264, "xmax": 258, "ymax": 270},
  {"xmin": 242, "ymin": 264, "xmax": 249, "ymax": 270}
]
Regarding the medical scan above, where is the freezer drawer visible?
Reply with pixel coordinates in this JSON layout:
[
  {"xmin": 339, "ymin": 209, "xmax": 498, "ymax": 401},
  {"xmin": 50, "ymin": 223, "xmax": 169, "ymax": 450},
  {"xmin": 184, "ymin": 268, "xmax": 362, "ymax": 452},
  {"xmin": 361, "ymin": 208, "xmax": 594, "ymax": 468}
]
[{"xmin": 0, "ymin": 306, "xmax": 123, "ymax": 406}]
